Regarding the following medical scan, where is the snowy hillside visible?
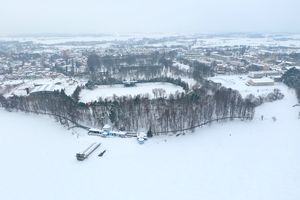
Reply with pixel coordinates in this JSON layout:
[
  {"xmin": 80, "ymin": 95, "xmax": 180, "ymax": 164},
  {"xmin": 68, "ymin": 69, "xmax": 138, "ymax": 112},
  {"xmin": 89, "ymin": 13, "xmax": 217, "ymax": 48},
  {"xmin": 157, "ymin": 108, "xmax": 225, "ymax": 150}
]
[{"xmin": 0, "ymin": 85, "xmax": 299, "ymax": 200}]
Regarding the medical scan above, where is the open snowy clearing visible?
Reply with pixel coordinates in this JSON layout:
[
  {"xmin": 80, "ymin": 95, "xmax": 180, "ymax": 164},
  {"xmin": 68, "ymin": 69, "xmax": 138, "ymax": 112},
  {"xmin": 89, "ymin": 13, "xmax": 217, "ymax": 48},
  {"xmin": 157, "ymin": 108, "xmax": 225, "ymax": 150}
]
[
  {"xmin": 209, "ymin": 75, "xmax": 284, "ymax": 98},
  {"xmin": 79, "ymin": 82, "xmax": 184, "ymax": 102},
  {"xmin": 0, "ymin": 85, "xmax": 300, "ymax": 200}
]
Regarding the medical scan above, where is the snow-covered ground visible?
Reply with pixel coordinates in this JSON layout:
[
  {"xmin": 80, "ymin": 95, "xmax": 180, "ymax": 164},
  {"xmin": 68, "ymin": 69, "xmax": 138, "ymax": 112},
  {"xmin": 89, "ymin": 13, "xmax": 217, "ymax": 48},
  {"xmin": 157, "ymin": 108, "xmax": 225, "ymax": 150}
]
[
  {"xmin": 79, "ymin": 82, "xmax": 184, "ymax": 102},
  {"xmin": 209, "ymin": 75, "xmax": 284, "ymax": 98},
  {"xmin": 0, "ymin": 33, "xmax": 181, "ymax": 45},
  {"xmin": 2, "ymin": 34, "xmax": 300, "ymax": 48},
  {"xmin": 181, "ymin": 77, "xmax": 197, "ymax": 87},
  {"xmin": 0, "ymin": 82, "xmax": 299, "ymax": 200},
  {"xmin": 193, "ymin": 35, "xmax": 300, "ymax": 48}
]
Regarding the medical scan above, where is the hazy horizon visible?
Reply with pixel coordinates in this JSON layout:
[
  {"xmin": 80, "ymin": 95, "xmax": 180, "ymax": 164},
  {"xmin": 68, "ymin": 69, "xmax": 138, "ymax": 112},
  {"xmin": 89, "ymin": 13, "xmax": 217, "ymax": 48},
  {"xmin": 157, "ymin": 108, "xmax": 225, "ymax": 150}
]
[
  {"xmin": 0, "ymin": 0, "xmax": 299, "ymax": 35},
  {"xmin": 1, "ymin": 31, "xmax": 300, "ymax": 38}
]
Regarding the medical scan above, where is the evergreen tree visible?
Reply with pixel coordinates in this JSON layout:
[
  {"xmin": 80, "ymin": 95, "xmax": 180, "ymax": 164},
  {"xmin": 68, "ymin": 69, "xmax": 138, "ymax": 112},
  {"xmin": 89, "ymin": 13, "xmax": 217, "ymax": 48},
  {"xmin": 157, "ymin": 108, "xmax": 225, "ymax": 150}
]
[
  {"xmin": 71, "ymin": 86, "xmax": 81, "ymax": 102},
  {"xmin": 147, "ymin": 127, "xmax": 153, "ymax": 138}
]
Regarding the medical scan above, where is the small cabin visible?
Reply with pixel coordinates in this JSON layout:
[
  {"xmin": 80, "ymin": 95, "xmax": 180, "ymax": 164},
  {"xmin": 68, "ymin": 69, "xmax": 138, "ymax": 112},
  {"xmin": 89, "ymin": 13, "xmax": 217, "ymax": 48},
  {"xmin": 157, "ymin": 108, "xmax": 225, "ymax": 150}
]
[
  {"xmin": 88, "ymin": 125, "xmax": 128, "ymax": 138},
  {"xmin": 137, "ymin": 131, "xmax": 147, "ymax": 144},
  {"xmin": 103, "ymin": 124, "xmax": 112, "ymax": 133}
]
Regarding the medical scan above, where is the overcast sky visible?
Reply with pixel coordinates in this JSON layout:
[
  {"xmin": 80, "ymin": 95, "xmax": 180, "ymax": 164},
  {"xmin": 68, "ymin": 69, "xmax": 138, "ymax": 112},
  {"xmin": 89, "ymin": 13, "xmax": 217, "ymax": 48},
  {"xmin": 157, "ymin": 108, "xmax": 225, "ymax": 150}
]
[{"xmin": 0, "ymin": 0, "xmax": 299, "ymax": 35}]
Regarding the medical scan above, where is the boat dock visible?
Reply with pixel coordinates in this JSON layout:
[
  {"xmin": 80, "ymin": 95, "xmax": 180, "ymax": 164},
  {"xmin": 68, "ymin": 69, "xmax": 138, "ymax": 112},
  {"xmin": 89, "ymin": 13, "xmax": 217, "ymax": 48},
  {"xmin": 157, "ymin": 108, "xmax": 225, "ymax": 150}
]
[{"xmin": 76, "ymin": 142, "xmax": 101, "ymax": 161}]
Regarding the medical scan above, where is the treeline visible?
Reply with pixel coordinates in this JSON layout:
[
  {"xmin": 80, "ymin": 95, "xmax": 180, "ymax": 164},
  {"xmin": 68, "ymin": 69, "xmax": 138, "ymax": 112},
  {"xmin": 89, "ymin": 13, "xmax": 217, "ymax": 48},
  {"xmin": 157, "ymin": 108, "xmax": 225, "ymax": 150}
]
[
  {"xmin": 85, "ymin": 77, "xmax": 121, "ymax": 89},
  {"xmin": 176, "ymin": 58, "xmax": 213, "ymax": 79},
  {"xmin": 0, "ymin": 90, "xmax": 79, "ymax": 127},
  {"xmin": 87, "ymin": 51, "xmax": 174, "ymax": 73},
  {"xmin": 85, "ymin": 77, "xmax": 189, "ymax": 91},
  {"xmin": 192, "ymin": 61, "xmax": 213, "ymax": 80},
  {"xmin": 86, "ymin": 52, "xmax": 212, "ymax": 82},
  {"xmin": 0, "ymin": 81, "xmax": 255, "ymax": 135},
  {"xmin": 244, "ymin": 89, "xmax": 284, "ymax": 106},
  {"xmin": 139, "ymin": 77, "xmax": 189, "ymax": 91},
  {"xmin": 87, "ymin": 53, "xmax": 172, "ymax": 81},
  {"xmin": 282, "ymin": 67, "xmax": 300, "ymax": 102},
  {"xmin": 289, "ymin": 53, "xmax": 300, "ymax": 62}
]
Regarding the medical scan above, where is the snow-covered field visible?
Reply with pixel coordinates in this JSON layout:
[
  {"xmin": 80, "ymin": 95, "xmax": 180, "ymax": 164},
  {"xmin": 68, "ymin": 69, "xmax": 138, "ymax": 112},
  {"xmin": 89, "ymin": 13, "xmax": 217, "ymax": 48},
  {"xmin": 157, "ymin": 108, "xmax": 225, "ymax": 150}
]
[
  {"xmin": 209, "ymin": 75, "xmax": 284, "ymax": 98},
  {"xmin": 2, "ymin": 34, "xmax": 300, "ymax": 48},
  {"xmin": 79, "ymin": 82, "xmax": 184, "ymax": 102},
  {"xmin": 0, "ymin": 33, "xmax": 180, "ymax": 45},
  {"xmin": 0, "ymin": 82, "xmax": 299, "ymax": 200},
  {"xmin": 193, "ymin": 35, "xmax": 300, "ymax": 48}
]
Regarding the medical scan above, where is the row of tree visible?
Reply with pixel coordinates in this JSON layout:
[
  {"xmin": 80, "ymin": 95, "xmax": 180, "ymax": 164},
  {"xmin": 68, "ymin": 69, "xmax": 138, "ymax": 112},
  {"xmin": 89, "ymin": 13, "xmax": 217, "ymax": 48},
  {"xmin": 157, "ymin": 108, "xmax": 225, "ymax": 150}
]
[
  {"xmin": 86, "ymin": 52, "xmax": 212, "ymax": 83},
  {"xmin": 85, "ymin": 77, "xmax": 189, "ymax": 91},
  {"xmin": 0, "ymin": 80, "xmax": 256, "ymax": 135},
  {"xmin": 282, "ymin": 67, "xmax": 300, "ymax": 102}
]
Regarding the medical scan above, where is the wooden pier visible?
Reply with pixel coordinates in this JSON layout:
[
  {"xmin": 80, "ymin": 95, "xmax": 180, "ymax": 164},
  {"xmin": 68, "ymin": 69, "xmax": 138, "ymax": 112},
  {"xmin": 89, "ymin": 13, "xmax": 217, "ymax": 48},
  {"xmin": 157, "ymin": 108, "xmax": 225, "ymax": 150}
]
[{"xmin": 76, "ymin": 142, "xmax": 101, "ymax": 161}]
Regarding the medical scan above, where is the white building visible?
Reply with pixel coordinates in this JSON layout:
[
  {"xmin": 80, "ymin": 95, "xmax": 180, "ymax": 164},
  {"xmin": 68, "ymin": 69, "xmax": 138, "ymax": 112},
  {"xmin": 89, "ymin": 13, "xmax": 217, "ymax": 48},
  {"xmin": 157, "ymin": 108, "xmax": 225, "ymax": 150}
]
[
  {"xmin": 248, "ymin": 71, "xmax": 282, "ymax": 79},
  {"xmin": 247, "ymin": 77, "xmax": 275, "ymax": 86}
]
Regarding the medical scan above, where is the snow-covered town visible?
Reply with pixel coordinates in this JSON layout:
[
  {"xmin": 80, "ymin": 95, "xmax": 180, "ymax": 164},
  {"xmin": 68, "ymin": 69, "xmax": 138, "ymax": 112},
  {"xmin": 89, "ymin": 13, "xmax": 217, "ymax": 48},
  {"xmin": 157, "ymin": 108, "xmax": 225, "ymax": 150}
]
[
  {"xmin": 1, "ymin": 34, "xmax": 299, "ymax": 102},
  {"xmin": 1, "ymin": 33, "xmax": 300, "ymax": 200},
  {"xmin": 1, "ymin": 0, "xmax": 300, "ymax": 199},
  {"xmin": 2, "ymin": 34, "xmax": 299, "ymax": 134}
]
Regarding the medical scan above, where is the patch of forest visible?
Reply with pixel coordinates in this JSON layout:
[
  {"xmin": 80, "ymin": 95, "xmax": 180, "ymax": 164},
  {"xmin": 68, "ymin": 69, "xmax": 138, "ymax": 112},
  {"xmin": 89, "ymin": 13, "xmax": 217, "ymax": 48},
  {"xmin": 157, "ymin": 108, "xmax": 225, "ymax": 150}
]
[
  {"xmin": 282, "ymin": 67, "xmax": 300, "ymax": 102},
  {"xmin": 86, "ymin": 52, "xmax": 213, "ymax": 82},
  {"xmin": 0, "ymin": 80, "xmax": 257, "ymax": 135}
]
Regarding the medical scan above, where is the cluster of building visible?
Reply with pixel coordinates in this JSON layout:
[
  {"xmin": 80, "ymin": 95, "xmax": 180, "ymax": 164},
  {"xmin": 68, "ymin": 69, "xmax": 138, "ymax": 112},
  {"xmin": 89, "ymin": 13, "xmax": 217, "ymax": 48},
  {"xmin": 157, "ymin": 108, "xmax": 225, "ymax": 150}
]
[
  {"xmin": 88, "ymin": 124, "xmax": 148, "ymax": 144},
  {"xmin": 1, "ymin": 36, "xmax": 300, "ymax": 95},
  {"xmin": 180, "ymin": 45, "xmax": 299, "ymax": 76}
]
